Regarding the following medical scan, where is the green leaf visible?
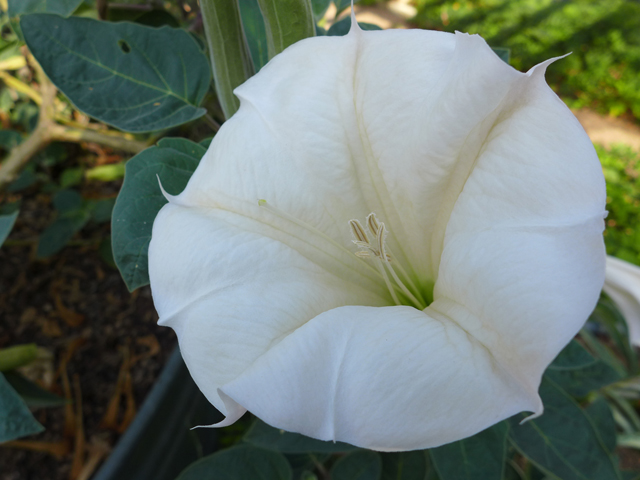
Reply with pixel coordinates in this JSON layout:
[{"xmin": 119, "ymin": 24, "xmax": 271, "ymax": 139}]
[
  {"xmin": 380, "ymin": 451, "xmax": 428, "ymax": 480},
  {"xmin": 99, "ymin": 236, "xmax": 117, "ymax": 268},
  {"xmin": 586, "ymin": 397, "xmax": 617, "ymax": 452},
  {"xmin": 0, "ymin": 209, "xmax": 19, "ymax": 248},
  {"xmin": 549, "ymin": 340, "xmax": 595, "ymax": 369},
  {"xmin": 0, "ymin": 129, "xmax": 23, "ymax": 150},
  {"xmin": 239, "ymin": 0, "xmax": 270, "ymax": 72},
  {"xmin": 60, "ymin": 167, "xmax": 84, "ymax": 188},
  {"xmin": 546, "ymin": 340, "xmax": 621, "ymax": 397},
  {"xmin": 3, "ymin": 371, "xmax": 67, "ymax": 408},
  {"xmin": 111, "ymin": 138, "xmax": 204, "ymax": 291},
  {"xmin": 326, "ymin": 17, "xmax": 382, "ymax": 36},
  {"xmin": 7, "ymin": 169, "xmax": 37, "ymax": 192},
  {"xmin": 22, "ymin": 14, "xmax": 211, "ymax": 133},
  {"xmin": 90, "ymin": 198, "xmax": 116, "ymax": 224},
  {"xmin": 86, "ymin": 162, "xmax": 126, "ymax": 182},
  {"xmin": 311, "ymin": 0, "xmax": 332, "ymax": 21},
  {"xmin": 509, "ymin": 377, "xmax": 622, "ymax": 480},
  {"xmin": 333, "ymin": 0, "xmax": 360, "ymax": 16},
  {"xmin": 430, "ymin": 422, "xmax": 508, "ymax": 480},
  {"xmin": 175, "ymin": 444, "xmax": 292, "ymax": 480},
  {"xmin": 286, "ymin": 453, "xmax": 329, "ymax": 479},
  {"xmin": 330, "ymin": 450, "xmax": 381, "ymax": 480},
  {"xmin": 0, "ymin": 372, "xmax": 44, "ymax": 442},
  {"xmin": 200, "ymin": 0, "xmax": 254, "ymax": 119},
  {"xmin": 8, "ymin": 0, "xmax": 82, "ymax": 17},
  {"xmin": 53, "ymin": 189, "xmax": 83, "ymax": 213},
  {"xmin": 256, "ymin": 0, "xmax": 316, "ymax": 60},
  {"xmin": 37, "ymin": 208, "xmax": 91, "ymax": 258},
  {"xmin": 591, "ymin": 296, "xmax": 638, "ymax": 374},
  {"xmin": 0, "ymin": 344, "xmax": 38, "ymax": 371},
  {"xmin": 243, "ymin": 418, "xmax": 358, "ymax": 454}
]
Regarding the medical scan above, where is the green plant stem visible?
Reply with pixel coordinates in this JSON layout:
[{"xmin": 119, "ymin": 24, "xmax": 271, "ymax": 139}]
[
  {"xmin": 256, "ymin": 0, "xmax": 315, "ymax": 59},
  {"xmin": 199, "ymin": 0, "xmax": 254, "ymax": 120},
  {"xmin": 49, "ymin": 124, "xmax": 146, "ymax": 152},
  {"xmin": 204, "ymin": 113, "xmax": 221, "ymax": 132},
  {"xmin": 0, "ymin": 343, "xmax": 38, "ymax": 372}
]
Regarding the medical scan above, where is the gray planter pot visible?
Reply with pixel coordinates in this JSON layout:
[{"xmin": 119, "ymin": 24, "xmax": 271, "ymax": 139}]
[{"xmin": 92, "ymin": 347, "xmax": 222, "ymax": 480}]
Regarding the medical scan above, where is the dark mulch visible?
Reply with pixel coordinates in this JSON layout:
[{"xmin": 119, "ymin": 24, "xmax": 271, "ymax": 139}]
[{"xmin": 0, "ymin": 187, "xmax": 176, "ymax": 480}]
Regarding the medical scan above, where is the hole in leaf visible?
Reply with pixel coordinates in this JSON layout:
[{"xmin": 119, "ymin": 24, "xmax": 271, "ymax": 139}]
[{"xmin": 118, "ymin": 40, "xmax": 131, "ymax": 53}]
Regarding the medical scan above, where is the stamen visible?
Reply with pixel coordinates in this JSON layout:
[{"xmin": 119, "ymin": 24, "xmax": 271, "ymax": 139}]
[
  {"xmin": 375, "ymin": 258, "xmax": 402, "ymax": 306},
  {"xmin": 376, "ymin": 223, "xmax": 387, "ymax": 261},
  {"xmin": 349, "ymin": 212, "xmax": 427, "ymax": 310},
  {"xmin": 349, "ymin": 219, "xmax": 370, "ymax": 244},
  {"xmin": 366, "ymin": 213, "xmax": 380, "ymax": 238}
]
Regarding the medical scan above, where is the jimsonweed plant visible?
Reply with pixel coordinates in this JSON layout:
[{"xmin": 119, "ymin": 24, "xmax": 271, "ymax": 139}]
[{"xmin": 4, "ymin": 0, "xmax": 640, "ymax": 479}]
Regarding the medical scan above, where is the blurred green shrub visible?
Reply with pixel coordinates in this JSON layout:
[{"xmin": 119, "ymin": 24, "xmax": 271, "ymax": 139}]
[
  {"xmin": 599, "ymin": 144, "xmax": 640, "ymax": 265},
  {"xmin": 413, "ymin": 0, "xmax": 640, "ymax": 120}
]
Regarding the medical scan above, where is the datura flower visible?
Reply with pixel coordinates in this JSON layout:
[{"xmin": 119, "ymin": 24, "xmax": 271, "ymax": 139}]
[
  {"xmin": 148, "ymin": 22, "xmax": 606, "ymax": 451},
  {"xmin": 604, "ymin": 256, "xmax": 640, "ymax": 347}
]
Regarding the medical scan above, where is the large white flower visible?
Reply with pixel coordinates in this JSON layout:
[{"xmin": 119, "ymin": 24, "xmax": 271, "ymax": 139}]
[
  {"xmin": 148, "ymin": 23, "xmax": 606, "ymax": 451},
  {"xmin": 604, "ymin": 256, "xmax": 640, "ymax": 346}
]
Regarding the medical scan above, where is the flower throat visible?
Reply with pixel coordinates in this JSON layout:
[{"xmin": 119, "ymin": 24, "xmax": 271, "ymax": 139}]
[{"xmin": 349, "ymin": 213, "xmax": 427, "ymax": 310}]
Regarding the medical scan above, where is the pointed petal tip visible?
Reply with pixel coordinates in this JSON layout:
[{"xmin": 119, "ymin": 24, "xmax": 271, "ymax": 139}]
[
  {"xmin": 519, "ymin": 395, "xmax": 544, "ymax": 425},
  {"xmin": 156, "ymin": 174, "xmax": 175, "ymax": 203},
  {"xmin": 213, "ymin": 389, "xmax": 247, "ymax": 427},
  {"xmin": 527, "ymin": 52, "xmax": 571, "ymax": 77}
]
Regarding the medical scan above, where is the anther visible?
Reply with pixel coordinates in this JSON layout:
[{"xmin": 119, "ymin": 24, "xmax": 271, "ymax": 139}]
[
  {"xmin": 349, "ymin": 219, "xmax": 370, "ymax": 244},
  {"xmin": 366, "ymin": 213, "xmax": 380, "ymax": 236}
]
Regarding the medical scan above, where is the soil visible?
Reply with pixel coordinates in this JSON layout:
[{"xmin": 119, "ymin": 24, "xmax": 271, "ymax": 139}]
[{"xmin": 0, "ymin": 182, "xmax": 177, "ymax": 480}]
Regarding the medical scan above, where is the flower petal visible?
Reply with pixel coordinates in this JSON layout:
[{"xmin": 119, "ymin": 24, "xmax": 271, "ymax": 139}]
[
  {"xmin": 603, "ymin": 255, "xmax": 640, "ymax": 346},
  {"xmin": 433, "ymin": 55, "xmax": 606, "ymax": 390},
  {"xmin": 220, "ymin": 305, "xmax": 541, "ymax": 451},
  {"xmin": 149, "ymin": 203, "xmax": 387, "ymax": 417},
  {"xmin": 173, "ymin": 29, "xmax": 530, "ymax": 286}
]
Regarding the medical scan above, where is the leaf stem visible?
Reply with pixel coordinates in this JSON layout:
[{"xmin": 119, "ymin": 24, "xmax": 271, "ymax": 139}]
[
  {"xmin": 204, "ymin": 113, "xmax": 221, "ymax": 132},
  {"xmin": 0, "ymin": 57, "xmax": 147, "ymax": 191}
]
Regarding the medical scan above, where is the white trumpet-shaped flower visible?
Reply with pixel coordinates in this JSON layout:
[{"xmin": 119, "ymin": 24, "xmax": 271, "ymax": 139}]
[
  {"xmin": 148, "ymin": 22, "xmax": 606, "ymax": 451},
  {"xmin": 604, "ymin": 256, "xmax": 640, "ymax": 347}
]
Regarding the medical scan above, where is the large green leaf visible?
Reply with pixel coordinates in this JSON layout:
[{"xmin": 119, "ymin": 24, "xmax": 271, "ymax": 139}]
[
  {"xmin": 330, "ymin": 450, "xmax": 381, "ymax": 480},
  {"xmin": 380, "ymin": 451, "xmax": 428, "ymax": 480},
  {"xmin": 430, "ymin": 422, "xmax": 508, "ymax": 480},
  {"xmin": 509, "ymin": 377, "xmax": 622, "ymax": 480},
  {"xmin": 586, "ymin": 397, "xmax": 617, "ymax": 452},
  {"xmin": 8, "ymin": 0, "xmax": 82, "ymax": 17},
  {"xmin": 0, "ymin": 210, "xmax": 19, "ymax": 248},
  {"xmin": 243, "ymin": 418, "xmax": 358, "ymax": 454},
  {"xmin": 546, "ymin": 340, "xmax": 621, "ymax": 397},
  {"xmin": 22, "ymin": 15, "xmax": 210, "ymax": 133},
  {"xmin": 0, "ymin": 372, "xmax": 44, "ymax": 442},
  {"xmin": 111, "ymin": 138, "xmax": 205, "ymax": 291},
  {"xmin": 3, "ymin": 371, "xmax": 67, "ymax": 409},
  {"xmin": 175, "ymin": 444, "xmax": 292, "ymax": 480}
]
